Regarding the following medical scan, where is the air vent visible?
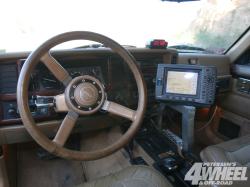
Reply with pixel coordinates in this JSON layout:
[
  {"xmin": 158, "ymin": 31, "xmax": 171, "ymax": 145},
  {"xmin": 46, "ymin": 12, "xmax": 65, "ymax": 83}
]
[{"xmin": 0, "ymin": 63, "xmax": 18, "ymax": 94}]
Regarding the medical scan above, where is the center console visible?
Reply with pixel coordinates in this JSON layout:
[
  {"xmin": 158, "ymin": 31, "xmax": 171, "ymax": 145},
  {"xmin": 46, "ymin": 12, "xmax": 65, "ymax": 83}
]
[{"xmin": 135, "ymin": 64, "xmax": 217, "ymax": 187}]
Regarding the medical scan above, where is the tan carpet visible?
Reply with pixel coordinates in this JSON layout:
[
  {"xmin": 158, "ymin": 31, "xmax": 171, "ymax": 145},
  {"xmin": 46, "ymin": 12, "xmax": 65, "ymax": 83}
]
[{"xmin": 17, "ymin": 127, "xmax": 131, "ymax": 187}]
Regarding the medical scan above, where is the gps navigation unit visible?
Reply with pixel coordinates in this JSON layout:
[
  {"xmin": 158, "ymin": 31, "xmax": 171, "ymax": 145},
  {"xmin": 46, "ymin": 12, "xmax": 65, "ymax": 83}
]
[{"xmin": 155, "ymin": 64, "xmax": 217, "ymax": 106}]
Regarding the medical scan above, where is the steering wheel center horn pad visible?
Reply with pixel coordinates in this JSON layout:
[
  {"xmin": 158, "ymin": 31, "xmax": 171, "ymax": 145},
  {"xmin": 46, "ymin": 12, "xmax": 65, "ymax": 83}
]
[{"xmin": 65, "ymin": 75, "xmax": 105, "ymax": 115}]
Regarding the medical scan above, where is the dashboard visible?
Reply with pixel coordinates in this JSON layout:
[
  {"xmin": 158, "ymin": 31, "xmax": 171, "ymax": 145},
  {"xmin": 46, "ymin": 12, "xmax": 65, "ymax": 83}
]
[
  {"xmin": 0, "ymin": 48, "xmax": 177, "ymax": 126},
  {"xmin": 0, "ymin": 48, "xmax": 232, "ymax": 128}
]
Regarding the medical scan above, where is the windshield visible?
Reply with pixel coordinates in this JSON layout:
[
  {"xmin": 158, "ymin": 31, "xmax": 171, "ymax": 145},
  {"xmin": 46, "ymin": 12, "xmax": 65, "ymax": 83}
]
[{"xmin": 0, "ymin": 0, "xmax": 250, "ymax": 54}]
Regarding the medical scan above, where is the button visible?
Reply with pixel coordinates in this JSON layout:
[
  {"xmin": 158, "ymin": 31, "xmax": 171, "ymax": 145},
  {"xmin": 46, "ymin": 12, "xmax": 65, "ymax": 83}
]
[
  {"xmin": 207, "ymin": 77, "xmax": 215, "ymax": 83},
  {"xmin": 157, "ymin": 78, "xmax": 163, "ymax": 86},
  {"xmin": 8, "ymin": 108, "xmax": 16, "ymax": 116}
]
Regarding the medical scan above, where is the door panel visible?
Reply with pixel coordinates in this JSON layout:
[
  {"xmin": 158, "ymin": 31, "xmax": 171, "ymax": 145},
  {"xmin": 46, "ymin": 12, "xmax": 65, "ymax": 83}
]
[
  {"xmin": 178, "ymin": 53, "xmax": 250, "ymax": 139},
  {"xmin": 221, "ymin": 79, "xmax": 250, "ymax": 120}
]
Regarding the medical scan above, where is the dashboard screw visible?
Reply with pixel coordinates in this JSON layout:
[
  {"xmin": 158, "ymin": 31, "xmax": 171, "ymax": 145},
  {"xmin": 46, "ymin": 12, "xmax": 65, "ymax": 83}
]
[
  {"xmin": 73, "ymin": 85, "xmax": 76, "ymax": 88},
  {"xmin": 78, "ymin": 106, "xmax": 81, "ymax": 109},
  {"xmin": 93, "ymin": 82, "xmax": 96, "ymax": 84}
]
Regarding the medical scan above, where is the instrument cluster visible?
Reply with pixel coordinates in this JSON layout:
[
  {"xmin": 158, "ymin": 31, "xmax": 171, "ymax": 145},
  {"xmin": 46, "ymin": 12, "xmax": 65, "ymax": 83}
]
[{"xmin": 29, "ymin": 65, "xmax": 104, "ymax": 92}]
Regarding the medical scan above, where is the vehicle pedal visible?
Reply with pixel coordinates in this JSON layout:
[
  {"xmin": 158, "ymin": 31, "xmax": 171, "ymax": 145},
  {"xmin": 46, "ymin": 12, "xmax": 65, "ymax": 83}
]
[
  {"xmin": 36, "ymin": 134, "xmax": 81, "ymax": 160},
  {"xmin": 130, "ymin": 156, "xmax": 148, "ymax": 165},
  {"xmin": 37, "ymin": 148, "xmax": 58, "ymax": 160}
]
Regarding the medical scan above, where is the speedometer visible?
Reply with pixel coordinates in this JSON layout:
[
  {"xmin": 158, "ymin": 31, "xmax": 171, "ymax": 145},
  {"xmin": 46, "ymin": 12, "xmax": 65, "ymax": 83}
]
[
  {"xmin": 40, "ymin": 73, "xmax": 62, "ymax": 90},
  {"xmin": 70, "ymin": 71, "xmax": 82, "ymax": 78}
]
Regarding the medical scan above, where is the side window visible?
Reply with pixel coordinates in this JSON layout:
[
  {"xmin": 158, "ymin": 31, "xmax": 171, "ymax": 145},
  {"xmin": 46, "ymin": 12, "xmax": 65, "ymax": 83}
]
[{"xmin": 235, "ymin": 49, "xmax": 250, "ymax": 66}]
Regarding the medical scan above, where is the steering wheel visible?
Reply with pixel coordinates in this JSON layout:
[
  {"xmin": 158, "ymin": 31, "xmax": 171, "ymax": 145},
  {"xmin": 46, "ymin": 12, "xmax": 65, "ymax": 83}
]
[{"xmin": 17, "ymin": 31, "xmax": 147, "ymax": 161}]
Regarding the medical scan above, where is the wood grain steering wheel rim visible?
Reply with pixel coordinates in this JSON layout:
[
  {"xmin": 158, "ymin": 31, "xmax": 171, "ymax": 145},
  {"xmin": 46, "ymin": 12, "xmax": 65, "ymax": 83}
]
[{"xmin": 17, "ymin": 31, "xmax": 147, "ymax": 161}]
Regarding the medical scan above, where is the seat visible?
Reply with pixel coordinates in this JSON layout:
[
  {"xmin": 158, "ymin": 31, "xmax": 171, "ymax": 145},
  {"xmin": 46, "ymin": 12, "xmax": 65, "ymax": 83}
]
[
  {"xmin": 200, "ymin": 134, "xmax": 250, "ymax": 167},
  {"xmin": 76, "ymin": 165, "xmax": 172, "ymax": 187}
]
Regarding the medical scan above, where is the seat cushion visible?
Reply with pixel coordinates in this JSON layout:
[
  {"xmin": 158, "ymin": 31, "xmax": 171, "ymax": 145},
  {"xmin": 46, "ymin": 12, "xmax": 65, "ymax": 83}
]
[
  {"xmin": 76, "ymin": 165, "xmax": 172, "ymax": 187},
  {"xmin": 200, "ymin": 134, "xmax": 250, "ymax": 167}
]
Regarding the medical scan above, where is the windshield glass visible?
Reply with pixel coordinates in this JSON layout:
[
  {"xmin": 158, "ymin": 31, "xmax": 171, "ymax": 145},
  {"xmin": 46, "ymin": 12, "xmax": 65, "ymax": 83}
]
[{"xmin": 1, "ymin": 0, "xmax": 250, "ymax": 54}]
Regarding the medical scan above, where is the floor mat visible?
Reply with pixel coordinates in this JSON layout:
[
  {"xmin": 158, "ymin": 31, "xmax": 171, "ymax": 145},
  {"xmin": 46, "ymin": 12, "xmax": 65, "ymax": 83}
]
[
  {"xmin": 17, "ymin": 144, "xmax": 85, "ymax": 187},
  {"xmin": 17, "ymin": 127, "xmax": 131, "ymax": 187}
]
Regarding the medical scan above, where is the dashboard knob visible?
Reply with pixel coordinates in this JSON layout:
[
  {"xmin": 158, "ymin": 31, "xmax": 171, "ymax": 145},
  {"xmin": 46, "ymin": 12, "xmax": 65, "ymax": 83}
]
[{"xmin": 8, "ymin": 108, "xmax": 17, "ymax": 116}]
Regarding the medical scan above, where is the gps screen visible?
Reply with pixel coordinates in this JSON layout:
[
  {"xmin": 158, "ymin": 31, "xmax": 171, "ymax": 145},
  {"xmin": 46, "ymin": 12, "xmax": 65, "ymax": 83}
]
[{"xmin": 166, "ymin": 71, "xmax": 198, "ymax": 95}]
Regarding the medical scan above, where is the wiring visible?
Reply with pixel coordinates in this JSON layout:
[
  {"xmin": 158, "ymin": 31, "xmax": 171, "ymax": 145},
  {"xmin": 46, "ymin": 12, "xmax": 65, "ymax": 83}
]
[{"xmin": 195, "ymin": 106, "xmax": 218, "ymax": 132}]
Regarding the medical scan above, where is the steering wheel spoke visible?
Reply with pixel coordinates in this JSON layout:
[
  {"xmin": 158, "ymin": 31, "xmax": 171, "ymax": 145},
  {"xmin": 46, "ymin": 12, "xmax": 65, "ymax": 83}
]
[
  {"xmin": 54, "ymin": 94, "xmax": 69, "ymax": 112},
  {"xmin": 41, "ymin": 52, "xmax": 72, "ymax": 86},
  {"xmin": 102, "ymin": 100, "xmax": 137, "ymax": 121},
  {"xmin": 53, "ymin": 111, "xmax": 79, "ymax": 146}
]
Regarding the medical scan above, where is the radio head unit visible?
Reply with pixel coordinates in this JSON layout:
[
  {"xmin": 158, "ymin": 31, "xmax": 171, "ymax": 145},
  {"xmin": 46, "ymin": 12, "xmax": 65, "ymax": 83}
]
[{"xmin": 155, "ymin": 64, "xmax": 217, "ymax": 106}]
